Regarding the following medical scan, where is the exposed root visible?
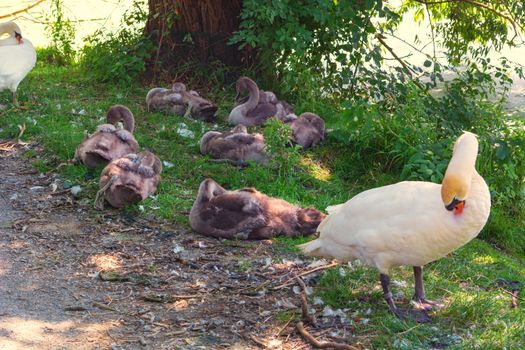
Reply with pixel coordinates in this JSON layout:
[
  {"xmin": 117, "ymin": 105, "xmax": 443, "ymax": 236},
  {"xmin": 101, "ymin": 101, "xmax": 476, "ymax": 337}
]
[
  {"xmin": 294, "ymin": 275, "xmax": 360, "ymax": 349},
  {"xmin": 295, "ymin": 275, "xmax": 316, "ymax": 326},
  {"xmin": 273, "ymin": 261, "xmax": 338, "ymax": 290},
  {"xmin": 296, "ymin": 322, "xmax": 359, "ymax": 350}
]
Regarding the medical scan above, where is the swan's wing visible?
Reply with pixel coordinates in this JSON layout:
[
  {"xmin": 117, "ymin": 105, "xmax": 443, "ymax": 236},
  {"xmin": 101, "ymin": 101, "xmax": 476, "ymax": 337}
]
[
  {"xmin": 223, "ymin": 133, "xmax": 256, "ymax": 145},
  {"xmin": 202, "ymin": 192, "xmax": 266, "ymax": 237},
  {"xmin": 317, "ymin": 181, "xmax": 450, "ymax": 264},
  {"xmin": 247, "ymin": 103, "xmax": 277, "ymax": 124},
  {"xmin": 0, "ymin": 42, "xmax": 36, "ymax": 88}
]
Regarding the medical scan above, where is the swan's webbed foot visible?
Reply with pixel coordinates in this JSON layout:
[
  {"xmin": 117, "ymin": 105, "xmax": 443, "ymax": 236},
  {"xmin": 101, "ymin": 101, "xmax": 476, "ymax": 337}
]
[
  {"xmin": 412, "ymin": 266, "xmax": 443, "ymax": 311},
  {"xmin": 412, "ymin": 297, "xmax": 444, "ymax": 311},
  {"xmin": 380, "ymin": 273, "xmax": 432, "ymax": 323}
]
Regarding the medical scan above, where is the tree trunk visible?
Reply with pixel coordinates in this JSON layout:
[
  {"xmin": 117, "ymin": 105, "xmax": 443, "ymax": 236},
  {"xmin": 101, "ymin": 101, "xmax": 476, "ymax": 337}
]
[{"xmin": 145, "ymin": 0, "xmax": 254, "ymax": 78}]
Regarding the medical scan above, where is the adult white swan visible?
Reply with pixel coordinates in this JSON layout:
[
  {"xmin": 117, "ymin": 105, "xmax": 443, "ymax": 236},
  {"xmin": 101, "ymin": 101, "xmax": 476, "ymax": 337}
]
[
  {"xmin": 299, "ymin": 132, "xmax": 491, "ymax": 322},
  {"xmin": 0, "ymin": 22, "xmax": 36, "ymax": 107}
]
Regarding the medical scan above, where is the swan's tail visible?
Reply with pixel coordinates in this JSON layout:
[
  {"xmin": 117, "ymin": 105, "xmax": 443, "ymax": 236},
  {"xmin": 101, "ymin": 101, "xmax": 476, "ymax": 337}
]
[
  {"xmin": 297, "ymin": 238, "xmax": 324, "ymax": 257},
  {"xmin": 325, "ymin": 203, "xmax": 344, "ymax": 215},
  {"xmin": 298, "ymin": 203, "xmax": 347, "ymax": 259}
]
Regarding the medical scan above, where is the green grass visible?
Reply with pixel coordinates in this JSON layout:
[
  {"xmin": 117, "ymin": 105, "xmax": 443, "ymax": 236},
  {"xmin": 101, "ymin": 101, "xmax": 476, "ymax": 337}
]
[
  {"xmin": 1, "ymin": 60, "xmax": 525, "ymax": 349},
  {"xmin": 316, "ymin": 239, "xmax": 525, "ymax": 349}
]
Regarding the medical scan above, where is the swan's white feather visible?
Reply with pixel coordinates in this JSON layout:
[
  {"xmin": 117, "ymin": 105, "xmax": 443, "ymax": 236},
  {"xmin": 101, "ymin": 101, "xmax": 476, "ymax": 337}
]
[
  {"xmin": 0, "ymin": 27, "xmax": 36, "ymax": 93},
  {"xmin": 300, "ymin": 133, "xmax": 491, "ymax": 273}
]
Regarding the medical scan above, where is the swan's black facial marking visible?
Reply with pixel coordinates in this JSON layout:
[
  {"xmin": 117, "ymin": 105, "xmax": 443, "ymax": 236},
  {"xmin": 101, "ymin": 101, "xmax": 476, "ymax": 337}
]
[
  {"xmin": 445, "ymin": 197, "xmax": 466, "ymax": 214},
  {"xmin": 15, "ymin": 31, "xmax": 23, "ymax": 44}
]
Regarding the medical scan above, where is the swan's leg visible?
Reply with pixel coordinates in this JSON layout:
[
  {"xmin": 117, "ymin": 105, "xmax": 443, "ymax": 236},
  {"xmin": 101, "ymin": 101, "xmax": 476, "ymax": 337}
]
[
  {"xmin": 380, "ymin": 273, "xmax": 430, "ymax": 323},
  {"xmin": 413, "ymin": 266, "xmax": 444, "ymax": 311},
  {"xmin": 12, "ymin": 91, "xmax": 19, "ymax": 107}
]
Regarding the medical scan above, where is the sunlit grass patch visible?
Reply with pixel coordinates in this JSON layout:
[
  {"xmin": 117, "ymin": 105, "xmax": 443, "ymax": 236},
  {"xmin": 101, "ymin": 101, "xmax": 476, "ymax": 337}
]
[{"xmin": 1, "ymin": 62, "xmax": 525, "ymax": 349}]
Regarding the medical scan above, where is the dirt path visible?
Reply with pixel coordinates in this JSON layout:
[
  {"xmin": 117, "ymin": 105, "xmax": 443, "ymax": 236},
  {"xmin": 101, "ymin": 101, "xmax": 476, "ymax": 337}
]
[{"xmin": 0, "ymin": 146, "xmax": 354, "ymax": 350}]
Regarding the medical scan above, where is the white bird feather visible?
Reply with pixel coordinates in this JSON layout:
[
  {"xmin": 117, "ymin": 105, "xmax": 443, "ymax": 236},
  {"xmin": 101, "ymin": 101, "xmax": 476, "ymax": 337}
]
[
  {"xmin": 299, "ymin": 132, "xmax": 491, "ymax": 274},
  {"xmin": 0, "ymin": 22, "xmax": 36, "ymax": 104}
]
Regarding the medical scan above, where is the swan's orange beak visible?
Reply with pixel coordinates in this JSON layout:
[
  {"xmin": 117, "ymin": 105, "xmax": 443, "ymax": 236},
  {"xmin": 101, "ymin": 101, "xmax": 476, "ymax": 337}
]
[
  {"xmin": 445, "ymin": 197, "xmax": 466, "ymax": 215},
  {"xmin": 15, "ymin": 32, "xmax": 23, "ymax": 44},
  {"xmin": 454, "ymin": 200, "xmax": 465, "ymax": 215}
]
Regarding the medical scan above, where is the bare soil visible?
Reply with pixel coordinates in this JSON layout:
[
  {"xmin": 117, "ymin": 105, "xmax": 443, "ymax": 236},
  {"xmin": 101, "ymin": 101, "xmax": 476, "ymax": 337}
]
[{"xmin": 0, "ymin": 145, "xmax": 357, "ymax": 350}]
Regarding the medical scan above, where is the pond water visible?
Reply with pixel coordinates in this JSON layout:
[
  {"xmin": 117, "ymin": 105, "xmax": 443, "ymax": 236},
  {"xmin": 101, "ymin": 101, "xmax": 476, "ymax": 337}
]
[
  {"xmin": 2, "ymin": 0, "xmax": 524, "ymax": 114},
  {"xmin": 0, "ymin": 0, "xmax": 136, "ymax": 47}
]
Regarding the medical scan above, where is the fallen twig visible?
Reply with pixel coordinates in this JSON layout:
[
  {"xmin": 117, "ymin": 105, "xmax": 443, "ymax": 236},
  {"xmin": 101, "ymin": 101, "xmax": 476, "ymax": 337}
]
[
  {"xmin": 296, "ymin": 321, "xmax": 359, "ymax": 350},
  {"xmin": 511, "ymin": 290, "xmax": 519, "ymax": 309},
  {"xmin": 273, "ymin": 261, "xmax": 338, "ymax": 290},
  {"xmin": 249, "ymin": 334, "xmax": 270, "ymax": 348},
  {"xmin": 276, "ymin": 314, "xmax": 295, "ymax": 337},
  {"xmin": 239, "ymin": 280, "xmax": 272, "ymax": 295},
  {"xmin": 64, "ymin": 305, "xmax": 88, "ymax": 311},
  {"xmin": 92, "ymin": 302, "xmax": 118, "ymax": 312},
  {"xmin": 495, "ymin": 279, "xmax": 523, "ymax": 309},
  {"xmin": 0, "ymin": 124, "xmax": 27, "ymax": 152},
  {"xmin": 141, "ymin": 293, "xmax": 200, "ymax": 303},
  {"xmin": 295, "ymin": 275, "xmax": 316, "ymax": 326},
  {"xmin": 0, "ymin": 142, "xmax": 17, "ymax": 152}
]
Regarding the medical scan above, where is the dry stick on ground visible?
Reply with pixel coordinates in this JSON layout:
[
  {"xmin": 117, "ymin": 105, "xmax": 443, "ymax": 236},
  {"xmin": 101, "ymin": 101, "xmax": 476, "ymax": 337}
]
[
  {"xmin": 0, "ymin": 124, "xmax": 28, "ymax": 152},
  {"xmin": 276, "ymin": 314, "xmax": 295, "ymax": 337},
  {"xmin": 249, "ymin": 334, "xmax": 270, "ymax": 349},
  {"xmin": 295, "ymin": 275, "xmax": 316, "ymax": 326},
  {"xmin": 296, "ymin": 322, "xmax": 359, "ymax": 350},
  {"xmin": 294, "ymin": 275, "xmax": 360, "ymax": 350},
  {"xmin": 273, "ymin": 261, "xmax": 338, "ymax": 290},
  {"xmin": 511, "ymin": 290, "xmax": 519, "ymax": 309}
]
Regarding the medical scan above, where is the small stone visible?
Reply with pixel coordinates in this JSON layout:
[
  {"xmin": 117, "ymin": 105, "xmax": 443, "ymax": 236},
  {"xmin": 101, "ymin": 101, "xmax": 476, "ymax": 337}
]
[
  {"xmin": 313, "ymin": 297, "xmax": 324, "ymax": 305},
  {"xmin": 70, "ymin": 186, "xmax": 82, "ymax": 197},
  {"xmin": 176, "ymin": 124, "xmax": 195, "ymax": 139},
  {"xmin": 173, "ymin": 244, "xmax": 185, "ymax": 254}
]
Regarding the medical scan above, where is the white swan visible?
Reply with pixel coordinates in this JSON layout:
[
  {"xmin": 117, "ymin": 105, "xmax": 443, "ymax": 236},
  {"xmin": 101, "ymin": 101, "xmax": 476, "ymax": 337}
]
[
  {"xmin": 299, "ymin": 132, "xmax": 491, "ymax": 322},
  {"xmin": 0, "ymin": 22, "xmax": 36, "ymax": 106}
]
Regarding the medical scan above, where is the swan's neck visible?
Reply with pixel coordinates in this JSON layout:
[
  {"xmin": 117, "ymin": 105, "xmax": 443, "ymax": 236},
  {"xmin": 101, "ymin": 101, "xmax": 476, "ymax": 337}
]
[
  {"xmin": 0, "ymin": 23, "xmax": 17, "ymax": 46},
  {"xmin": 0, "ymin": 34, "xmax": 16, "ymax": 46},
  {"xmin": 449, "ymin": 169, "xmax": 490, "ymax": 239},
  {"xmin": 241, "ymin": 80, "xmax": 260, "ymax": 113},
  {"xmin": 467, "ymin": 170, "xmax": 490, "ymax": 210},
  {"xmin": 121, "ymin": 116, "xmax": 134, "ymax": 133},
  {"xmin": 108, "ymin": 112, "xmax": 135, "ymax": 133}
]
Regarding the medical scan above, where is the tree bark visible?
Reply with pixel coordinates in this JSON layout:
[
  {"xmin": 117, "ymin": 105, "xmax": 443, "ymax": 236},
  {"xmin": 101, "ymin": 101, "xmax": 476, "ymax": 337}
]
[{"xmin": 145, "ymin": 0, "xmax": 253, "ymax": 77}]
